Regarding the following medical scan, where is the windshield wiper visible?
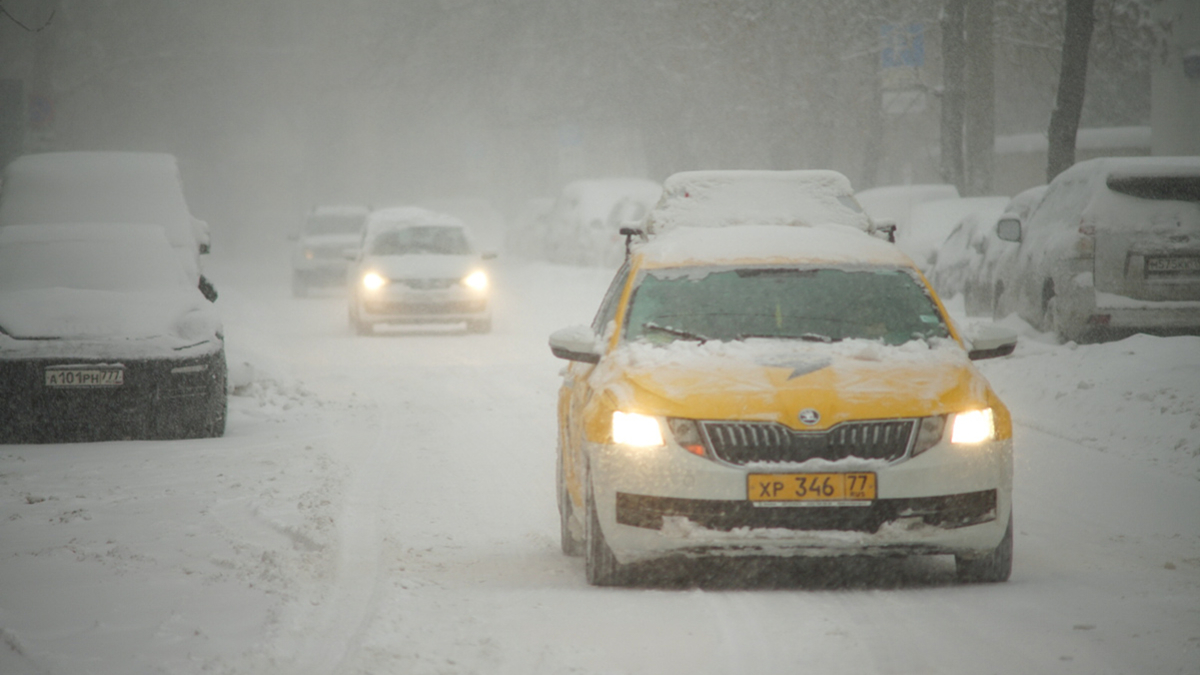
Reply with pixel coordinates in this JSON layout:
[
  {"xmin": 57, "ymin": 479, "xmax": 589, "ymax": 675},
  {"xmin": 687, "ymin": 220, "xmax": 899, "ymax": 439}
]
[
  {"xmin": 643, "ymin": 322, "xmax": 709, "ymax": 343},
  {"xmin": 737, "ymin": 332, "xmax": 840, "ymax": 343}
]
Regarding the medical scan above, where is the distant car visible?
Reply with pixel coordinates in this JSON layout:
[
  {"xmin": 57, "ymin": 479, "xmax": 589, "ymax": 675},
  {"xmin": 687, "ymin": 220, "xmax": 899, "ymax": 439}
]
[
  {"xmin": 347, "ymin": 207, "xmax": 495, "ymax": 335},
  {"xmin": 291, "ymin": 205, "xmax": 369, "ymax": 297},
  {"xmin": 994, "ymin": 157, "xmax": 1200, "ymax": 341},
  {"xmin": 0, "ymin": 224, "xmax": 227, "ymax": 442},
  {"xmin": 928, "ymin": 189, "xmax": 1046, "ymax": 307},
  {"xmin": 549, "ymin": 222, "xmax": 1017, "ymax": 586},
  {"xmin": 900, "ymin": 196, "xmax": 1011, "ymax": 272},
  {"xmin": 544, "ymin": 178, "xmax": 662, "ymax": 267},
  {"xmin": 0, "ymin": 152, "xmax": 213, "ymax": 299},
  {"xmin": 643, "ymin": 170, "xmax": 879, "ymax": 237}
]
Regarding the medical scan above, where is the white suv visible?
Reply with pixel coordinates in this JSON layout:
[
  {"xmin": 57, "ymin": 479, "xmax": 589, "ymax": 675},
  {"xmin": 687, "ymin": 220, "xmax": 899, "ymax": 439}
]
[{"xmin": 994, "ymin": 157, "xmax": 1200, "ymax": 341}]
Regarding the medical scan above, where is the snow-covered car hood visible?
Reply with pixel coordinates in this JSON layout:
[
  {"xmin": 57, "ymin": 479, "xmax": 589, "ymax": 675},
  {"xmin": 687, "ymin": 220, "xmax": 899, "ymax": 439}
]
[
  {"xmin": 0, "ymin": 288, "xmax": 221, "ymax": 357},
  {"xmin": 592, "ymin": 338, "xmax": 1006, "ymax": 430},
  {"xmin": 362, "ymin": 254, "xmax": 484, "ymax": 280}
]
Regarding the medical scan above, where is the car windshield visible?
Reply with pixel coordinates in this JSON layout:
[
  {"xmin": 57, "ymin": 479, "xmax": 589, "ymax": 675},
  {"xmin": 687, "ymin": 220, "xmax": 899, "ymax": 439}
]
[
  {"xmin": 623, "ymin": 265, "xmax": 950, "ymax": 346},
  {"xmin": 305, "ymin": 214, "xmax": 365, "ymax": 236},
  {"xmin": 0, "ymin": 238, "xmax": 191, "ymax": 292},
  {"xmin": 369, "ymin": 226, "xmax": 470, "ymax": 256}
]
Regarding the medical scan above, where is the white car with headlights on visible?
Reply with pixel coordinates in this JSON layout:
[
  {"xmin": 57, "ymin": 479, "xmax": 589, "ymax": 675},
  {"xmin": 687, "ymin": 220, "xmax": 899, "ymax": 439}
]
[
  {"xmin": 347, "ymin": 207, "xmax": 495, "ymax": 334},
  {"xmin": 0, "ymin": 223, "xmax": 226, "ymax": 442}
]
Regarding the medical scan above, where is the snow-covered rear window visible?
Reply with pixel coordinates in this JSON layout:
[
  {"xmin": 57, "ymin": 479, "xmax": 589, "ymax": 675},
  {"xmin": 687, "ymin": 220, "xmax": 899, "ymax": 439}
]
[
  {"xmin": 1106, "ymin": 175, "xmax": 1200, "ymax": 203},
  {"xmin": 624, "ymin": 265, "xmax": 948, "ymax": 347},
  {"xmin": 0, "ymin": 231, "xmax": 190, "ymax": 292}
]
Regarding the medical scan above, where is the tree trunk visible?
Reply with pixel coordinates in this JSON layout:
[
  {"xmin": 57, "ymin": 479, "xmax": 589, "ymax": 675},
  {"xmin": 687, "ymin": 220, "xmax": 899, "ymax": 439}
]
[
  {"xmin": 1047, "ymin": 0, "xmax": 1095, "ymax": 182},
  {"xmin": 940, "ymin": 0, "xmax": 967, "ymax": 193},
  {"xmin": 964, "ymin": 0, "xmax": 995, "ymax": 196}
]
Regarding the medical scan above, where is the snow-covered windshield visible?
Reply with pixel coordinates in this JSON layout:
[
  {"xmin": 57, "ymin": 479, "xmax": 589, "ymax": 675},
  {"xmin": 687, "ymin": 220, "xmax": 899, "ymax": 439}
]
[
  {"xmin": 369, "ymin": 226, "xmax": 470, "ymax": 256},
  {"xmin": 305, "ymin": 213, "xmax": 365, "ymax": 236},
  {"xmin": 623, "ymin": 266, "xmax": 949, "ymax": 346},
  {"xmin": 0, "ymin": 237, "xmax": 190, "ymax": 292}
]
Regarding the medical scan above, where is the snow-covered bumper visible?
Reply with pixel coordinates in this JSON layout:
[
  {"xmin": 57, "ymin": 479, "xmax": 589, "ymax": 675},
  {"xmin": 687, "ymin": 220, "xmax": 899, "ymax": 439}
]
[{"xmin": 587, "ymin": 435, "xmax": 1013, "ymax": 565}]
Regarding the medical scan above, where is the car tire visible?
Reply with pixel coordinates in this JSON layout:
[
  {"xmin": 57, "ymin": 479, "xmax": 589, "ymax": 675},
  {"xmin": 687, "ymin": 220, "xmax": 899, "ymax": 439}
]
[
  {"xmin": 557, "ymin": 450, "xmax": 584, "ymax": 557},
  {"xmin": 955, "ymin": 513, "xmax": 1013, "ymax": 583},
  {"xmin": 467, "ymin": 316, "xmax": 492, "ymax": 334},
  {"xmin": 585, "ymin": 475, "xmax": 627, "ymax": 586}
]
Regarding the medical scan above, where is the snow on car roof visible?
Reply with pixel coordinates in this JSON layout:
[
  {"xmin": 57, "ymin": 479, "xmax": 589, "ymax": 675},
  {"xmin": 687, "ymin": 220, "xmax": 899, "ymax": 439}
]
[
  {"xmin": 0, "ymin": 152, "xmax": 194, "ymax": 243},
  {"xmin": 366, "ymin": 206, "xmax": 464, "ymax": 231},
  {"xmin": 635, "ymin": 223, "xmax": 914, "ymax": 269},
  {"xmin": 644, "ymin": 170, "xmax": 870, "ymax": 234}
]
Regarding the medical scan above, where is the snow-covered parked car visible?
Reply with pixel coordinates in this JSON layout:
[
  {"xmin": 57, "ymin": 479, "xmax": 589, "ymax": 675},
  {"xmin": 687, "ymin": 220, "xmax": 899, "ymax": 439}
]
[
  {"xmin": 954, "ymin": 185, "xmax": 1047, "ymax": 317},
  {"xmin": 0, "ymin": 224, "xmax": 227, "ymax": 442},
  {"xmin": 0, "ymin": 152, "xmax": 214, "ymax": 299},
  {"xmin": 544, "ymin": 178, "xmax": 662, "ymax": 267},
  {"xmin": 929, "ymin": 187, "xmax": 1047, "ymax": 308},
  {"xmin": 643, "ymin": 169, "xmax": 882, "ymax": 238},
  {"xmin": 549, "ymin": 222, "xmax": 1018, "ymax": 586},
  {"xmin": 347, "ymin": 207, "xmax": 495, "ymax": 335},
  {"xmin": 994, "ymin": 157, "xmax": 1200, "ymax": 341},
  {"xmin": 900, "ymin": 196, "xmax": 1010, "ymax": 273},
  {"xmin": 290, "ymin": 204, "xmax": 369, "ymax": 297}
]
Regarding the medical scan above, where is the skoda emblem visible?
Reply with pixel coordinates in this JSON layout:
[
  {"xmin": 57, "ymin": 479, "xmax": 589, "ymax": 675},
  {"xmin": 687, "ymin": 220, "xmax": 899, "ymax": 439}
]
[{"xmin": 798, "ymin": 408, "xmax": 821, "ymax": 426}]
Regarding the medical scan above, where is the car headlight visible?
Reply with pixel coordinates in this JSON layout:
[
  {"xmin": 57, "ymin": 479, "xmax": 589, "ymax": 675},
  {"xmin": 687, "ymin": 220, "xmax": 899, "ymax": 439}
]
[
  {"xmin": 463, "ymin": 270, "xmax": 488, "ymax": 291},
  {"xmin": 611, "ymin": 411, "xmax": 664, "ymax": 447},
  {"xmin": 950, "ymin": 408, "xmax": 995, "ymax": 444},
  {"xmin": 175, "ymin": 310, "xmax": 221, "ymax": 342},
  {"xmin": 361, "ymin": 271, "xmax": 387, "ymax": 291}
]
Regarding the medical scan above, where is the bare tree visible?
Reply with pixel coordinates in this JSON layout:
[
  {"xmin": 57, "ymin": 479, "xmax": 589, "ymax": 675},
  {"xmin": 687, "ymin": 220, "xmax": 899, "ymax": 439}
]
[{"xmin": 1046, "ymin": 0, "xmax": 1096, "ymax": 182}]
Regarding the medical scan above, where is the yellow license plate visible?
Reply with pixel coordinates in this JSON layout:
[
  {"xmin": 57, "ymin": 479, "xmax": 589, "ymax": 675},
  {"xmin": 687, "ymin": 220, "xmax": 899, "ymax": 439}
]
[{"xmin": 747, "ymin": 472, "xmax": 876, "ymax": 504}]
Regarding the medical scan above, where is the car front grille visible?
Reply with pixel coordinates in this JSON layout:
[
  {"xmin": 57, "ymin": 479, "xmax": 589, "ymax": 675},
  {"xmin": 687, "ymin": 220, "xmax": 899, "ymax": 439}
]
[{"xmin": 700, "ymin": 419, "xmax": 916, "ymax": 464}]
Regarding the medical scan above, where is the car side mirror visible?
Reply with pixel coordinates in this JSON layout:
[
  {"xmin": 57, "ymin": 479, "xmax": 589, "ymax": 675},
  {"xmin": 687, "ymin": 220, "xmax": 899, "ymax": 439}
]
[
  {"xmin": 549, "ymin": 325, "xmax": 601, "ymax": 363},
  {"xmin": 873, "ymin": 220, "xmax": 897, "ymax": 243},
  {"xmin": 965, "ymin": 323, "xmax": 1017, "ymax": 360},
  {"xmin": 996, "ymin": 217, "xmax": 1022, "ymax": 243},
  {"xmin": 198, "ymin": 275, "xmax": 218, "ymax": 303}
]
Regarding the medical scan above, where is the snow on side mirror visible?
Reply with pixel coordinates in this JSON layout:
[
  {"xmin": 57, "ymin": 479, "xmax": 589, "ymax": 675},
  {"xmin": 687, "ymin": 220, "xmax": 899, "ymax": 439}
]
[
  {"xmin": 549, "ymin": 325, "xmax": 602, "ymax": 364},
  {"xmin": 873, "ymin": 220, "xmax": 897, "ymax": 243},
  {"xmin": 996, "ymin": 217, "xmax": 1022, "ymax": 243},
  {"xmin": 965, "ymin": 323, "xmax": 1018, "ymax": 360}
]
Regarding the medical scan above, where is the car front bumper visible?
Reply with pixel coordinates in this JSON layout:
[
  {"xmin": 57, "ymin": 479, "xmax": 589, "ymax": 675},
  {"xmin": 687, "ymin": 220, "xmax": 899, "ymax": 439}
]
[
  {"xmin": 358, "ymin": 287, "xmax": 490, "ymax": 325},
  {"xmin": 586, "ymin": 435, "xmax": 1013, "ymax": 565},
  {"xmin": 0, "ymin": 345, "xmax": 227, "ymax": 443}
]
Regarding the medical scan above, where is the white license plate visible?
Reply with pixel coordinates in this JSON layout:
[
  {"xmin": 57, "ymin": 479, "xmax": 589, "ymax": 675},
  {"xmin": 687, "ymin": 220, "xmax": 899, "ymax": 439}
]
[
  {"xmin": 1146, "ymin": 256, "xmax": 1200, "ymax": 274},
  {"xmin": 44, "ymin": 367, "xmax": 124, "ymax": 388}
]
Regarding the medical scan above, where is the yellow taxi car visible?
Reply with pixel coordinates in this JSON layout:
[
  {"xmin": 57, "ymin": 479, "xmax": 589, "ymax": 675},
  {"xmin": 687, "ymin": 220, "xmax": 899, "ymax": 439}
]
[{"xmin": 549, "ymin": 223, "xmax": 1017, "ymax": 586}]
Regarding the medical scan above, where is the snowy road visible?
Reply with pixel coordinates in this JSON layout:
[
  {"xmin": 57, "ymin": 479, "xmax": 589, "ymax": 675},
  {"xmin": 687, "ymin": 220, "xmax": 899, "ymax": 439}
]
[{"xmin": 2, "ymin": 250, "xmax": 1198, "ymax": 675}]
